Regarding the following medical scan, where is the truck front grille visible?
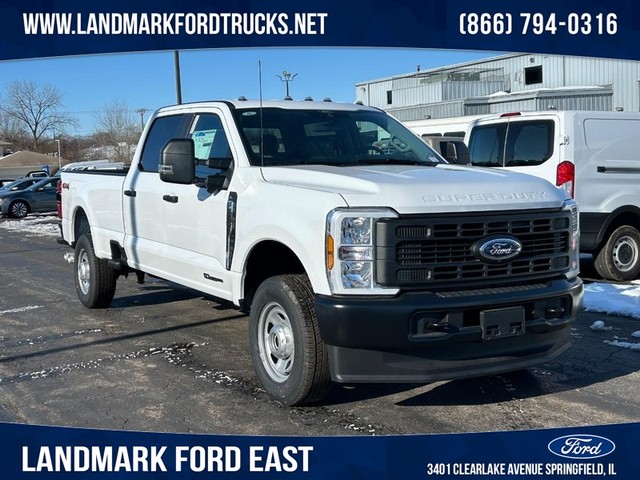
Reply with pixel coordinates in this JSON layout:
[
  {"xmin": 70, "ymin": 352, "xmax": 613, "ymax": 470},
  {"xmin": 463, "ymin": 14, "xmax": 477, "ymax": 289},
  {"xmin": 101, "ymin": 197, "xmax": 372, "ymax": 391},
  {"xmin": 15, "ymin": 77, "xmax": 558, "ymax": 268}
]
[{"xmin": 375, "ymin": 210, "xmax": 571, "ymax": 288}]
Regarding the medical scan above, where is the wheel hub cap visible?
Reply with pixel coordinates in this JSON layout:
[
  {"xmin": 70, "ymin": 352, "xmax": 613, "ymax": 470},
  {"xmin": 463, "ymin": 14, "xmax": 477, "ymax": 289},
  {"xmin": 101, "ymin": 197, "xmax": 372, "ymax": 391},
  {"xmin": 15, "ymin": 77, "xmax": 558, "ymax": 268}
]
[
  {"xmin": 257, "ymin": 302, "xmax": 295, "ymax": 383},
  {"xmin": 613, "ymin": 236, "xmax": 639, "ymax": 272},
  {"xmin": 77, "ymin": 251, "xmax": 91, "ymax": 295},
  {"xmin": 268, "ymin": 324, "xmax": 293, "ymax": 359}
]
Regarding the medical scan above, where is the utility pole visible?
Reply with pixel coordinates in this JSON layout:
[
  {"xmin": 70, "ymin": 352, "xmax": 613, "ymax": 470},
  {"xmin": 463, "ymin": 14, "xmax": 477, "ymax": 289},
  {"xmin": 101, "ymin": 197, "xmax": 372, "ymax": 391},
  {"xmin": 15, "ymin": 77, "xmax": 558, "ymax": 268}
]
[
  {"xmin": 135, "ymin": 108, "xmax": 148, "ymax": 132},
  {"xmin": 54, "ymin": 139, "xmax": 61, "ymax": 170},
  {"xmin": 174, "ymin": 50, "xmax": 183, "ymax": 105},
  {"xmin": 277, "ymin": 71, "xmax": 298, "ymax": 99}
]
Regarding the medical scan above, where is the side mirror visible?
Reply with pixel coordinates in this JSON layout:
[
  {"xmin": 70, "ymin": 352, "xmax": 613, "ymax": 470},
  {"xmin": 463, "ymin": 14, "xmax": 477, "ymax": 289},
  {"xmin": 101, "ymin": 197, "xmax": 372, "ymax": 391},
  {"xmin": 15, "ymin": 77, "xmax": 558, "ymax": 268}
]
[
  {"xmin": 160, "ymin": 139, "xmax": 195, "ymax": 184},
  {"xmin": 196, "ymin": 157, "xmax": 233, "ymax": 193}
]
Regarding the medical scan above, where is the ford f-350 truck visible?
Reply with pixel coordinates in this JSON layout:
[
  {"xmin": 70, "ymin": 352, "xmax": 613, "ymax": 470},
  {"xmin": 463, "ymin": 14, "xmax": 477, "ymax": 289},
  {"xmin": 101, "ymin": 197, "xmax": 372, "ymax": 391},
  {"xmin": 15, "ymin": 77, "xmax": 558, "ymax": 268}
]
[{"xmin": 60, "ymin": 100, "xmax": 583, "ymax": 405}]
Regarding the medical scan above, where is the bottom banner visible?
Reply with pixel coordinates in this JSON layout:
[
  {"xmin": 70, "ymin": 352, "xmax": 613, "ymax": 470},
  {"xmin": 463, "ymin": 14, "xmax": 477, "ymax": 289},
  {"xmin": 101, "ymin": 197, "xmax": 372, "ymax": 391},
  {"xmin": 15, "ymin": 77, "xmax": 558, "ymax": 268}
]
[{"xmin": 1, "ymin": 421, "xmax": 637, "ymax": 478}]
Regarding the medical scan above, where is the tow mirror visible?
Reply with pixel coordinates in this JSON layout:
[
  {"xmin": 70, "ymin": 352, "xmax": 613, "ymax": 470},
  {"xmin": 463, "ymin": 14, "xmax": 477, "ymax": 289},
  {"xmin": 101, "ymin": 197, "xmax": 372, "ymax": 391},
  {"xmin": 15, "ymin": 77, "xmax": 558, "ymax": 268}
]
[{"xmin": 160, "ymin": 139, "xmax": 195, "ymax": 184}]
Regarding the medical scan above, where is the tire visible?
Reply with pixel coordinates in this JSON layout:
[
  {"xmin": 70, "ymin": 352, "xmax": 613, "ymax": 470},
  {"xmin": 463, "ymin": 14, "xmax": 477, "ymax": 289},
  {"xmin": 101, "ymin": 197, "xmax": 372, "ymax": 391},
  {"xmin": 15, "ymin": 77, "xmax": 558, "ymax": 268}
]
[
  {"xmin": 249, "ymin": 274, "xmax": 331, "ymax": 406},
  {"xmin": 9, "ymin": 200, "xmax": 29, "ymax": 218},
  {"xmin": 594, "ymin": 225, "xmax": 640, "ymax": 282},
  {"xmin": 74, "ymin": 234, "xmax": 117, "ymax": 308}
]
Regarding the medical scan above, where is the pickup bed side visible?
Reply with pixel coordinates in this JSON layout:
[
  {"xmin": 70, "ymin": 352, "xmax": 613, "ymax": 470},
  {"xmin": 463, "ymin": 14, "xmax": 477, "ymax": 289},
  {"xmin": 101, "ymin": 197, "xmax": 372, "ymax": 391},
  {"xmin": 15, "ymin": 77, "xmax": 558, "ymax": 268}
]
[{"xmin": 61, "ymin": 170, "xmax": 127, "ymax": 259}]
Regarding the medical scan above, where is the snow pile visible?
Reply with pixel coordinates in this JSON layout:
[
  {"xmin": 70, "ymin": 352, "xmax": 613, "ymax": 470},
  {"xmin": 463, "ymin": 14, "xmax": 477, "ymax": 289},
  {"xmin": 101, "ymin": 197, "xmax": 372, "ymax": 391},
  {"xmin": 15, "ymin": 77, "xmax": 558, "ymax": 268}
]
[
  {"xmin": 0, "ymin": 216, "xmax": 59, "ymax": 237},
  {"xmin": 589, "ymin": 320, "xmax": 612, "ymax": 331},
  {"xmin": 583, "ymin": 282, "xmax": 640, "ymax": 320}
]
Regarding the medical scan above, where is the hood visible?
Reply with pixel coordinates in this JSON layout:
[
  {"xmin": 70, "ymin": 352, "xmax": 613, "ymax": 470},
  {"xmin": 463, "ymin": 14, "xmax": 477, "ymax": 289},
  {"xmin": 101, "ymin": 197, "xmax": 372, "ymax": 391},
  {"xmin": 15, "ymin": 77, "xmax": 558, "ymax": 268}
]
[{"xmin": 260, "ymin": 164, "xmax": 566, "ymax": 214}]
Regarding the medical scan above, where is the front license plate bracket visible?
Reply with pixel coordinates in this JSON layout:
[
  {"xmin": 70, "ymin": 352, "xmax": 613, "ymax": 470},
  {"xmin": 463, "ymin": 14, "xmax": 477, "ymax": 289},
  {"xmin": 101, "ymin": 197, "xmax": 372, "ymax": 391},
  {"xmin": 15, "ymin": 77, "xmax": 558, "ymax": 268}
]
[{"xmin": 480, "ymin": 307, "xmax": 525, "ymax": 340}]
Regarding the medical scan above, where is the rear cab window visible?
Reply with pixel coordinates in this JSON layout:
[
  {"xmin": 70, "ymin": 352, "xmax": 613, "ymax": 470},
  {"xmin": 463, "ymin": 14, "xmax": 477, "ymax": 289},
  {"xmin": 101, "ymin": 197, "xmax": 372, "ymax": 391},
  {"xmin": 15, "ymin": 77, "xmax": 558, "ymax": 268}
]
[{"xmin": 469, "ymin": 120, "xmax": 554, "ymax": 167}]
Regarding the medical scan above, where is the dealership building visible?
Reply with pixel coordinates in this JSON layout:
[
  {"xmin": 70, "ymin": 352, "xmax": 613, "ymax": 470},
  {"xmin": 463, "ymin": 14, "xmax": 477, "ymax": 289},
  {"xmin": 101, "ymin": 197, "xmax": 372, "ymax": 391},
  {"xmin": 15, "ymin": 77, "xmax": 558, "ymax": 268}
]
[{"xmin": 355, "ymin": 53, "xmax": 640, "ymax": 122}]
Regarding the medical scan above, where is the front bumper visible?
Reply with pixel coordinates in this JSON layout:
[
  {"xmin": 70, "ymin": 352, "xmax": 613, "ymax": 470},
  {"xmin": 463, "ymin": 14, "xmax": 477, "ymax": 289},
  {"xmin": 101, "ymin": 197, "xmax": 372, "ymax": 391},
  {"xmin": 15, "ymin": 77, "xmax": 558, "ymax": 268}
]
[{"xmin": 314, "ymin": 277, "xmax": 583, "ymax": 383}]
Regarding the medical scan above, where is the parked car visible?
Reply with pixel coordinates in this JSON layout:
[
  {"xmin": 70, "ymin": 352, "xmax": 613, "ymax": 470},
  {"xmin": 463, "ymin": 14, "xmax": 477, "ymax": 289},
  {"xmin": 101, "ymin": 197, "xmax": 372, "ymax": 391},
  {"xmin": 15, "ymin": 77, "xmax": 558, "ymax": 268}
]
[
  {"xmin": 0, "ymin": 177, "xmax": 58, "ymax": 218},
  {"xmin": 0, "ymin": 177, "xmax": 41, "ymax": 192},
  {"xmin": 25, "ymin": 170, "xmax": 50, "ymax": 178},
  {"xmin": 0, "ymin": 178, "xmax": 16, "ymax": 188}
]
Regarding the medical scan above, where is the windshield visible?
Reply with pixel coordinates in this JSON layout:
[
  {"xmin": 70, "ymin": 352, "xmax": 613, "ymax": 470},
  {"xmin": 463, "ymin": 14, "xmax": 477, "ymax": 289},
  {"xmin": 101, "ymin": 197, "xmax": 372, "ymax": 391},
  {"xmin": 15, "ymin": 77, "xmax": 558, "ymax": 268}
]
[{"xmin": 232, "ymin": 107, "xmax": 443, "ymax": 167}]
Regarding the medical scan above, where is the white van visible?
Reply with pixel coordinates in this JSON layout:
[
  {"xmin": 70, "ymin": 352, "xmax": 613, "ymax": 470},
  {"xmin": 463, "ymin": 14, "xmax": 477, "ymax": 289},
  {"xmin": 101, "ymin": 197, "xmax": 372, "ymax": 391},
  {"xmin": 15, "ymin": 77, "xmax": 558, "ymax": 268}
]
[
  {"xmin": 405, "ymin": 115, "xmax": 487, "ymax": 139},
  {"xmin": 465, "ymin": 110, "xmax": 640, "ymax": 282}
]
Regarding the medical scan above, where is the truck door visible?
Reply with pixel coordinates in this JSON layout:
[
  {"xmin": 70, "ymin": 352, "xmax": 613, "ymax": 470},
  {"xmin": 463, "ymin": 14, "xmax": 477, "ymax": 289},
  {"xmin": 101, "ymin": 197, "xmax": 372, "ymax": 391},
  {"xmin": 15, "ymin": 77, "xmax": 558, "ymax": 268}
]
[
  {"xmin": 160, "ymin": 111, "xmax": 234, "ymax": 300},
  {"xmin": 122, "ymin": 113, "xmax": 192, "ymax": 273}
]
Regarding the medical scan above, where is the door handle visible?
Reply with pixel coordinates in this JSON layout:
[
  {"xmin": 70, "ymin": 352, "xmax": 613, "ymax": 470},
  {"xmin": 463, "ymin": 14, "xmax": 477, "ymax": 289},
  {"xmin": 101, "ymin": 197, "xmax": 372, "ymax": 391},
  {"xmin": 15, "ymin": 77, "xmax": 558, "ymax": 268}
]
[
  {"xmin": 163, "ymin": 194, "xmax": 179, "ymax": 203},
  {"xmin": 124, "ymin": 190, "xmax": 136, "ymax": 197}
]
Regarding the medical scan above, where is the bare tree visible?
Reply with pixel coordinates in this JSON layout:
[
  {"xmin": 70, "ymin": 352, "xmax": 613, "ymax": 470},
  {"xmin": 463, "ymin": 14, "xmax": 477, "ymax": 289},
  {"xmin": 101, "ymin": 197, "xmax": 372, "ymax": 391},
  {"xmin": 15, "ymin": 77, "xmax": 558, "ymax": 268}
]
[
  {"xmin": 0, "ymin": 80, "xmax": 75, "ymax": 151},
  {"xmin": 0, "ymin": 111, "xmax": 28, "ymax": 149},
  {"xmin": 94, "ymin": 100, "xmax": 139, "ymax": 163}
]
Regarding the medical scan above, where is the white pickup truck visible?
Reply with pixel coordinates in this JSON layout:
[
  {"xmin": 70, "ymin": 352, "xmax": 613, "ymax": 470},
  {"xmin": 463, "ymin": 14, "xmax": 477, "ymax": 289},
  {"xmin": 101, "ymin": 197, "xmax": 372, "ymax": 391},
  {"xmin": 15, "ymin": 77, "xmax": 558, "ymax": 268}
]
[{"xmin": 60, "ymin": 99, "xmax": 583, "ymax": 405}]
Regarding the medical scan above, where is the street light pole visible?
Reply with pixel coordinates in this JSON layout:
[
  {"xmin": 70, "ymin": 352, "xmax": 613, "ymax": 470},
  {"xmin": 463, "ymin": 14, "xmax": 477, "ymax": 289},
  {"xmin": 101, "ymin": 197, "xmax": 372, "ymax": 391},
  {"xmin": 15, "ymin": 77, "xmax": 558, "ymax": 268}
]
[
  {"xmin": 135, "ymin": 108, "xmax": 148, "ymax": 132},
  {"xmin": 174, "ymin": 50, "xmax": 183, "ymax": 105},
  {"xmin": 276, "ymin": 71, "xmax": 298, "ymax": 99}
]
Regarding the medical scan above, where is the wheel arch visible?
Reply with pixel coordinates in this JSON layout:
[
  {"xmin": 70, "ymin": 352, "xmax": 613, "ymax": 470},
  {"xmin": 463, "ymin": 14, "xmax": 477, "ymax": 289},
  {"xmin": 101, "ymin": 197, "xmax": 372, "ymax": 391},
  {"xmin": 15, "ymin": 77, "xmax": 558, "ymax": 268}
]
[
  {"xmin": 593, "ymin": 206, "xmax": 640, "ymax": 251},
  {"xmin": 241, "ymin": 240, "xmax": 307, "ymax": 308},
  {"xmin": 71, "ymin": 206, "xmax": 91, "ymax": 245}
]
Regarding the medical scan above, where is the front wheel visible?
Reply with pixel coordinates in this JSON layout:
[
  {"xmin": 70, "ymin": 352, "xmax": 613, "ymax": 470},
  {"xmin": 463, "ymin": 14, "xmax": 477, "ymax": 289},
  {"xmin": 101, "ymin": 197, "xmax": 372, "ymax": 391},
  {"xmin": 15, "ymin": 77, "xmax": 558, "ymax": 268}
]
[
  {"xmin": 249, "ymin": 275, "xmax": 330, "ymax": 406},
  {"xmin": 74, "ymin": 234, "xmax": 117, "ymax": 308},
  {"xmin": 594, "ymin": 225, "xmax": 640, "ymax": 281}
]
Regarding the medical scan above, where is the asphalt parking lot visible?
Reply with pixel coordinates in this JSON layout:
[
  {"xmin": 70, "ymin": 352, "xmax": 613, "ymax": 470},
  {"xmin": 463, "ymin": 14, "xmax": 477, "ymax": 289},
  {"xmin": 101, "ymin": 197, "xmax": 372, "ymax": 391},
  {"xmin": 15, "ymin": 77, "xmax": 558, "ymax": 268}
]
[{"xmin": 0, "ymin": 215, "xmax": 639, "ymax": 436}]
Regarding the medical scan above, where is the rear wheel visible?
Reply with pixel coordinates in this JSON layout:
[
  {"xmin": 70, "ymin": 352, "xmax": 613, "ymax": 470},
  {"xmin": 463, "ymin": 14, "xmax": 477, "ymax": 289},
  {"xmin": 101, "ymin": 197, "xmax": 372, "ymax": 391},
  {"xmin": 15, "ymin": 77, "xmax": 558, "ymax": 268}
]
[
  {"xmin": 9, "ymin": 200, "xmax": 29, "ymax": 218},
  {"xmin": 249, "ymin": 274, "xmax": 330, "ymax": 406},
  {"xmin": 74, "ymin": 234, "xmax": 117, "ymax": 308},
  {"xmin": 594, "ymin": 225, "xmax": 640, "ymax": 281}
]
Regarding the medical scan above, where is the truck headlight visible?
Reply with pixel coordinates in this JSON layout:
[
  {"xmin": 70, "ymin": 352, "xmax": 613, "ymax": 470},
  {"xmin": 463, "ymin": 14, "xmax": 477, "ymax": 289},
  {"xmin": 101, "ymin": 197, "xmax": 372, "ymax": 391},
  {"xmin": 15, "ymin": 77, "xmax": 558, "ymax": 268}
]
[
  {"xmin": 563, "ymin": 199, "xmax": 580, "ymax": 280},
  {"xmin": 326, "ymin": 208, "xmax": 399, "ymax": 295}
]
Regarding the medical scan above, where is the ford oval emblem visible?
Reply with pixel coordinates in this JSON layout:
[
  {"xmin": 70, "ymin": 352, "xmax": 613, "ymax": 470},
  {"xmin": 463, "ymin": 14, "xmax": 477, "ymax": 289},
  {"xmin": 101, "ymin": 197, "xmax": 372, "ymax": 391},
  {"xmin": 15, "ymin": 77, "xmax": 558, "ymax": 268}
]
[
  {"xmin": 548, "ymin": 434, "xmax": 616, "ymax": 460},
  {"xmin": 472, "ymin": 235, "xmax": 522, "ymax": 263}
]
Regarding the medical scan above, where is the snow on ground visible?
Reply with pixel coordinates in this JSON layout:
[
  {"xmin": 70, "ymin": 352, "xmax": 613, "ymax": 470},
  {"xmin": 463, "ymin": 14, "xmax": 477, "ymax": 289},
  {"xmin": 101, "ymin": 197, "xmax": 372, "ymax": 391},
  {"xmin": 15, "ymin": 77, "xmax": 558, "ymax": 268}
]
[
  {"xmin": 0, "ymin": 215, "xmax": 59, "ymax": 237},
  {"xmin": 581, "ymin": 282, "xmax": 640, "ymax": 353},
  {"xmin": 2, "ymin": 216, "xmax": 640, "ymax": 353},
  {"xmin": 584, "ymin": 281, "xmax": 640, "ymax": 320}
]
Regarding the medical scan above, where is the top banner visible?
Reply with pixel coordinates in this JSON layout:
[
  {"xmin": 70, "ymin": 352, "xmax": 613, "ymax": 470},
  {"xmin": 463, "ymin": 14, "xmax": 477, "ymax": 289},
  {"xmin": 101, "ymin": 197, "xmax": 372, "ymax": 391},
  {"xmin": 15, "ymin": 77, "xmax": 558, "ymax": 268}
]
[{"xmin": 0, "ymin": 0, "xmax": 638, "ymax": 61}]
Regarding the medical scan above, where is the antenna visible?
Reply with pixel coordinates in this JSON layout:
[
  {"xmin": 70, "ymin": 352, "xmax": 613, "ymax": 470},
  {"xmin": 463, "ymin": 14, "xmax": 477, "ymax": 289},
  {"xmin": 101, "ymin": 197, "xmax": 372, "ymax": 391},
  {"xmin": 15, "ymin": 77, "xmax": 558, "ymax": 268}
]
[{"xmin": 259, "ymin": 61, "xmax": 264, "ymax": 168}]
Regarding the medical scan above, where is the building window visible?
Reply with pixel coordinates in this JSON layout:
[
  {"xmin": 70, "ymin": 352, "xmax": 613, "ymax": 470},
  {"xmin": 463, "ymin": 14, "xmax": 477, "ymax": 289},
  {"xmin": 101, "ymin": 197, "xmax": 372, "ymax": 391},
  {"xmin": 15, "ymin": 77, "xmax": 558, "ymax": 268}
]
[
  {"xmin": 524, "ymin": 65, "xmax": 543, "ymax": 85},
  {"xmin": 386, "ymin": 90, "xmax": 393, "ymax": 105}
]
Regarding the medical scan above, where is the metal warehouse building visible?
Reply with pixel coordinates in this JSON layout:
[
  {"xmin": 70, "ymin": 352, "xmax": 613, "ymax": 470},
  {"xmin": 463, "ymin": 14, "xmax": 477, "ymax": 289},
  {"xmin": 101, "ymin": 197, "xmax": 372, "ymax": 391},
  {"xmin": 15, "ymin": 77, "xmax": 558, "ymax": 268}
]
[{"xmin": 355, "ymin": 53, "xmax": 640, "ymax": 122}]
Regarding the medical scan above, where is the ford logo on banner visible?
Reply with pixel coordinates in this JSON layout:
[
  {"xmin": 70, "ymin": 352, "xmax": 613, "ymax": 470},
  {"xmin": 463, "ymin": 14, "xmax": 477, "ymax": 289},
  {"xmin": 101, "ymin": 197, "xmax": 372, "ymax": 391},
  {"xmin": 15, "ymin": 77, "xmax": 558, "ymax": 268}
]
[
  {"xmin": 472, "ymin": 235, "xmax": 522, "ymax": 263},
  {"xmin": 548, "ymin": 435, "xmax": 616, "ymax": 460}
]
